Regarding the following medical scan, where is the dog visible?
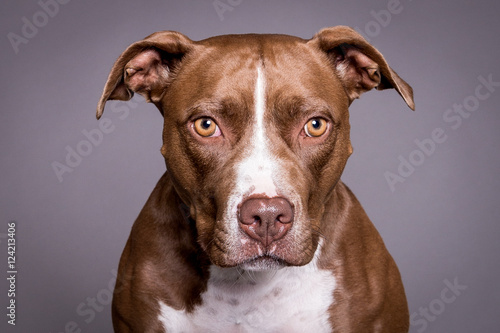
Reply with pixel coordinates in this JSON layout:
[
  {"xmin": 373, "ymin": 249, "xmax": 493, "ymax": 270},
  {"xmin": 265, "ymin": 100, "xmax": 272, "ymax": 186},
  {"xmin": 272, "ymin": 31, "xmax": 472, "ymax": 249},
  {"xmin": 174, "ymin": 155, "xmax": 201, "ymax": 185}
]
[{"xmin": 97, "ymin": 25, "xmax": 414, "ymax": 333}]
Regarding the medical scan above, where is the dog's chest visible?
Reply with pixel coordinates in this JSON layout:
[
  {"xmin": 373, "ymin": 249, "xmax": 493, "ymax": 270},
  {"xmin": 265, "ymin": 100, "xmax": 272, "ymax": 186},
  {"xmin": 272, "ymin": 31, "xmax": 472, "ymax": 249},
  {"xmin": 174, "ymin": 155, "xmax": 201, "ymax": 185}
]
[{"xmin": 157, "ymin": 263, "xmax": 336, "ymax": 333}]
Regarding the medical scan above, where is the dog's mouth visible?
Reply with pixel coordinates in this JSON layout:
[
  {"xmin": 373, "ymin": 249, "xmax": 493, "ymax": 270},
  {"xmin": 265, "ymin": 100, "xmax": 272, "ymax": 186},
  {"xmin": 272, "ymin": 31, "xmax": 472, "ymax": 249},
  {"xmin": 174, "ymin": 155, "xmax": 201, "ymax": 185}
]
[{"xmin": 238, "ymin": 254, "xmax": 287, "ymax": 271}]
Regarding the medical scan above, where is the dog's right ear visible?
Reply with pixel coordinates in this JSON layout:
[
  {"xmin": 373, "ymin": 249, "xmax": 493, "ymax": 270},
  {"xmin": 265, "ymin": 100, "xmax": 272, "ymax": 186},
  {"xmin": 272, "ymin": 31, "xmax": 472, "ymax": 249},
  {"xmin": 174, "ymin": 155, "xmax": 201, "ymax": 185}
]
[{"xmin": 96, "ymin": 31, "xmax": 194, "ymax": 119}]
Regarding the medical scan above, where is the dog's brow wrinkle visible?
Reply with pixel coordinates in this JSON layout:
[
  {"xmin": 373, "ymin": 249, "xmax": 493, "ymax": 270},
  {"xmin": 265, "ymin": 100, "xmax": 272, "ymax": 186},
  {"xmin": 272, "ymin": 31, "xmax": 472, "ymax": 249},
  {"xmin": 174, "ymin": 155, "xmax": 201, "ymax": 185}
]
[{"xmin": 185, "ymin": 101, "xmax": 223, "ymax": 118}]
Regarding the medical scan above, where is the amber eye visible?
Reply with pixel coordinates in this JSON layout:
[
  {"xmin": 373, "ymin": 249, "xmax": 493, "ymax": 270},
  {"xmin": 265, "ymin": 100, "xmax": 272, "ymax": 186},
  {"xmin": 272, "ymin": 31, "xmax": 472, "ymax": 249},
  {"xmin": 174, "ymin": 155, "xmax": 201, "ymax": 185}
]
[
  {"xmin": 194, "ymin": 118, "xmax": 220, "ymax": 137},
  {"xmin": 304, "ymin": 118, "xmax": 328, "ymax": 137}
]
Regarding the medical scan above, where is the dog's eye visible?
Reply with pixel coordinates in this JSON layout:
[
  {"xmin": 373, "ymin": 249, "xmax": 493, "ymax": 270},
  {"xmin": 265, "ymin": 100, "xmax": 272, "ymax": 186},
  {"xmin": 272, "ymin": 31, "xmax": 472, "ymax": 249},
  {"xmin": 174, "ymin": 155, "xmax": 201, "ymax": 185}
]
[
  {"xmin": 194, "ymin": 117, "xmax": 221, "ymax": 137},
  {"xmin": 304, "ymin": 118, "xmax": 328, "ymax": 137}
]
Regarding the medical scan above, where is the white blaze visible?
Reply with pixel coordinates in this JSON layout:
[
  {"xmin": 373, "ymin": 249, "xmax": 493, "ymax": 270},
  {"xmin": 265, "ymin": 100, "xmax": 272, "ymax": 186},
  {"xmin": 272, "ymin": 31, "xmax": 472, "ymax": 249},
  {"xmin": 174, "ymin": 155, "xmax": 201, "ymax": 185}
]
[
  {"xmin": 236, "ymin": 66, "xmax": 278, "ymax": 197},
  {"xmin": 223, "ymin": 65, "xmax": 282, "ymax": 243}
]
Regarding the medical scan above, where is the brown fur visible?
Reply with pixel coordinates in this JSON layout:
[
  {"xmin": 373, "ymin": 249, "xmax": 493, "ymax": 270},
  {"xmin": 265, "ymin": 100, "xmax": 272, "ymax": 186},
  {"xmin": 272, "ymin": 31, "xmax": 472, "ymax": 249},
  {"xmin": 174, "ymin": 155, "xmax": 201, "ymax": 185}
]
[{"xmin": 97, "ymin": 26, "xmax": 414, "ymax": 332}]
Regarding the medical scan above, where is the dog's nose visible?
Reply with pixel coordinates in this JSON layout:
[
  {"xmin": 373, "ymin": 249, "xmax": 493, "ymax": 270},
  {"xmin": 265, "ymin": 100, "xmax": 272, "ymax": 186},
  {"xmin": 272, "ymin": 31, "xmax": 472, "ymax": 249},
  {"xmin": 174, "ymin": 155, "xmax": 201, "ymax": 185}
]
[{"xmin": 238, "ymin": 197, "xmax": 294, "ymax": 247}]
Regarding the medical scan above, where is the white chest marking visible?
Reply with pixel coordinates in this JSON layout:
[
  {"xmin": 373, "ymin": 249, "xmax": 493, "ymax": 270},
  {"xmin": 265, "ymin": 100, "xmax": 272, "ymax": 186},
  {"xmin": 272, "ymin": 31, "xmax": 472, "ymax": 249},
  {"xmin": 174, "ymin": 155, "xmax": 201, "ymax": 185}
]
[{"xmin": 157, "ymin": 249, "xmax": 336, "ymax": 333}]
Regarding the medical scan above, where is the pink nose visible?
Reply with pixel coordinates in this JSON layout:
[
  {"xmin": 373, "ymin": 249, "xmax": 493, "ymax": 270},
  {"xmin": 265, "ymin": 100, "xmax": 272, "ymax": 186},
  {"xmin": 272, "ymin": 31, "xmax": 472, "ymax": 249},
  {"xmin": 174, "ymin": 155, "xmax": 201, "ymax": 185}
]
[{"xmin": 238, "ymin": 197, "xmax": 294, "ymax": 247}]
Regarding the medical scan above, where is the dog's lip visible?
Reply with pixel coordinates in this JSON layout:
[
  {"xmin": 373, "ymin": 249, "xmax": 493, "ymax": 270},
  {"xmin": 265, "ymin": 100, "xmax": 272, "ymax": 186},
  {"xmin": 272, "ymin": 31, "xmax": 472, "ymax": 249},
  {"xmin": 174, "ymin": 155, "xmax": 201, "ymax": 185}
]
[{"xmin": 238, "ymin": 254, "xmax": 287, "ymax": 270}]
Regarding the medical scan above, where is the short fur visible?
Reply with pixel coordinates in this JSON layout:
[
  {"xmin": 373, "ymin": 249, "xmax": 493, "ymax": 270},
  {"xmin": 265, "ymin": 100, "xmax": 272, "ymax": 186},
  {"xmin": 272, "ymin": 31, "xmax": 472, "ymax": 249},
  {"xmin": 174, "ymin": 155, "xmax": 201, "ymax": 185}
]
[{"xmin": 97, "ymin": 26, "xmax": 414, "ymax": 332}]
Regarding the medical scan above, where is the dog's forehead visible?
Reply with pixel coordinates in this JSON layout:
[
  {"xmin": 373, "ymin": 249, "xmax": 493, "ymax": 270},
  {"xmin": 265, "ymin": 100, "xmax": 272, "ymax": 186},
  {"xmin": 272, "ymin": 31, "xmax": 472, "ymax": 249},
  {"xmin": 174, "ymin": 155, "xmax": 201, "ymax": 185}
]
[{"xmin": 167, "ymin": 33, "xmax": 344, "ymax": 114}]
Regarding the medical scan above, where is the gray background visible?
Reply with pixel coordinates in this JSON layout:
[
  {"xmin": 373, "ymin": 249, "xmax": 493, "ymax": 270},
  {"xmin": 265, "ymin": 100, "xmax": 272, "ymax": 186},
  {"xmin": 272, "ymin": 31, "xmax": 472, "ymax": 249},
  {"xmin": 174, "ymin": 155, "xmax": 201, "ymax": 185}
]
[{"xmin": 1, "ymin": 0, "xmax": 499, "ymax": 332}]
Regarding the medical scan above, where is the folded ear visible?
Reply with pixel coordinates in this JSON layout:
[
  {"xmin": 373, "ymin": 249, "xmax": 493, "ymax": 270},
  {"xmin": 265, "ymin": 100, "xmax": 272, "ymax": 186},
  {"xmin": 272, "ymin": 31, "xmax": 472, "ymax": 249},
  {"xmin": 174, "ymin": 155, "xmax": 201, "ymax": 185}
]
[
  {"xmin": 96, "ymin": 31, "xmax": 194, "ymax": 119},
  {"xmin": 308, "ymin": 26, "xmax": 414, "ymax": 110}
]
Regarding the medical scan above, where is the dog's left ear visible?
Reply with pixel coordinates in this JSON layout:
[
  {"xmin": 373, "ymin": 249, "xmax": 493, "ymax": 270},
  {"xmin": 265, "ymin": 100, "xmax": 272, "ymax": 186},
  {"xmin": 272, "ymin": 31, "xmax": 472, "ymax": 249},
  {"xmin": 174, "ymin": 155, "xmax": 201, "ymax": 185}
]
[
  {"xmin": 309, "ymin": 26, "xmax": 414, "ymax": 110},
  {"xmin": 96, "ymin": 31, "xmax": 194, "ymax": 119}
]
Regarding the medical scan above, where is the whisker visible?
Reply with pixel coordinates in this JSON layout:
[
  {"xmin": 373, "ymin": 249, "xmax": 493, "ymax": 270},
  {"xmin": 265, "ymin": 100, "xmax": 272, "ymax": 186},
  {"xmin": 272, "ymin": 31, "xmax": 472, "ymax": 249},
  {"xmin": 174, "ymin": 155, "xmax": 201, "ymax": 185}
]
[{"xmin": 311, "ymin": 225, "xmax": 330, "ymax": 244}]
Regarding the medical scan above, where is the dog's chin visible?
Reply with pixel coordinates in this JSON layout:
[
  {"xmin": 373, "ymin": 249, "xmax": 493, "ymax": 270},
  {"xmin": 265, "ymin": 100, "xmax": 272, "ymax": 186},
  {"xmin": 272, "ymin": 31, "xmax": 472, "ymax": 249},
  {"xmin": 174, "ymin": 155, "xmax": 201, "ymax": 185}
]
[{"xmin": 238, "ymin": 255, "xmax": 287, "ymax": 271}]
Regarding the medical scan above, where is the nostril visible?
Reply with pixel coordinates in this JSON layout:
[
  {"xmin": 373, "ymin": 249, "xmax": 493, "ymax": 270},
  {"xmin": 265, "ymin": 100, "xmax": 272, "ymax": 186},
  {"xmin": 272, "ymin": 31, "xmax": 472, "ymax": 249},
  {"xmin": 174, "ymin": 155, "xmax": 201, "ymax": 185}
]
[
  {"xmin": 277, "ymin": 213, "xmax": 292, "ymax": 224},
  {"xmin": 240, "ymin": 214, "xmax": 261, "ymax": 225}
]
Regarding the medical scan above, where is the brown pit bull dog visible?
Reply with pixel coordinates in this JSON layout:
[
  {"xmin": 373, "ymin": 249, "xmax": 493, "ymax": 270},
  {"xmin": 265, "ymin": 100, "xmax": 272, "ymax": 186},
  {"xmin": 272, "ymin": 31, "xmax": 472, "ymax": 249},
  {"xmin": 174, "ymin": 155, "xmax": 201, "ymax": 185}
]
[{"xmin": 97, "ymin": 26, "xmax": 414, "ymax": 333}]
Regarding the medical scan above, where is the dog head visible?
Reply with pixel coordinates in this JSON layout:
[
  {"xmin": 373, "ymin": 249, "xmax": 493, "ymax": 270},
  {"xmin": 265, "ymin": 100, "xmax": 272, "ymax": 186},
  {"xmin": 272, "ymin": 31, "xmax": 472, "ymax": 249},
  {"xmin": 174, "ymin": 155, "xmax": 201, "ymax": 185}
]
[{"xmin": 97, "ymin": 26, "xmax": 414, "ymax": 271}]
